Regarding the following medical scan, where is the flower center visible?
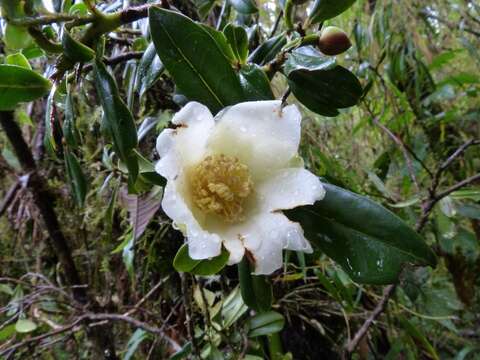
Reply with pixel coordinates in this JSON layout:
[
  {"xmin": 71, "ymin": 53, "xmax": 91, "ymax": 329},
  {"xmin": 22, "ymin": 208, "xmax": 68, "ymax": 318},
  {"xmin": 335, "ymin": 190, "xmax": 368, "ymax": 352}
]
[{"xmin": 190, "ymin": 154, "xmax": 253, "ymax": 223}]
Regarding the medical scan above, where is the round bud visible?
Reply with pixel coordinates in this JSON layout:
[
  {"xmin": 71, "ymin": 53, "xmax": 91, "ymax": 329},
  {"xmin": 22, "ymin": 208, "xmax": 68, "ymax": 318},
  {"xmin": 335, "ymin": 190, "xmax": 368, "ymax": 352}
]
[{"xmin": 318, "ymin": 26, "xmax": 352, "ymax": 56}]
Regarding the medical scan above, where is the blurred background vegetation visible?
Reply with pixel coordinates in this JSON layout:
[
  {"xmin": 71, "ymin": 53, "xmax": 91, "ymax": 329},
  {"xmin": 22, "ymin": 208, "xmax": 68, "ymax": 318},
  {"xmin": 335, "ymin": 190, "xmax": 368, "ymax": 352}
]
[{"xmin": 0, "ymin": 0, "xmax": 479, "ymax": 359}]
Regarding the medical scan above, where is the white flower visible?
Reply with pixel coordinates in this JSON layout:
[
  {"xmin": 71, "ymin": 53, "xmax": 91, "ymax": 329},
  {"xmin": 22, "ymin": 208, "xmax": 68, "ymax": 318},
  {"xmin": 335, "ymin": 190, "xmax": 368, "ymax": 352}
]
[{"xmin": 155, "ymin": 100, "xmax": 325, "ymax": 275}]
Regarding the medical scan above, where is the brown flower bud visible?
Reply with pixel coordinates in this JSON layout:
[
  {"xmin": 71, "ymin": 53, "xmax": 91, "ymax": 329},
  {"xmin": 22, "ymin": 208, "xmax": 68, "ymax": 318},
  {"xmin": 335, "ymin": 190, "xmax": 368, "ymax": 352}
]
[{"xmin": 318, "ymin": 26, "xmax": 352, "ymax": 56}]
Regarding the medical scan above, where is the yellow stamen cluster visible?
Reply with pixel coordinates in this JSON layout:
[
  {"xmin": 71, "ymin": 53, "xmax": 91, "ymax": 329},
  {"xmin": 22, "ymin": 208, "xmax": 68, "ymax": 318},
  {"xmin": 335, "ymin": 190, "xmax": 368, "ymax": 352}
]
[{"xmin": 190, "ymin": 154, "xmax": 253, "ymax": 223}]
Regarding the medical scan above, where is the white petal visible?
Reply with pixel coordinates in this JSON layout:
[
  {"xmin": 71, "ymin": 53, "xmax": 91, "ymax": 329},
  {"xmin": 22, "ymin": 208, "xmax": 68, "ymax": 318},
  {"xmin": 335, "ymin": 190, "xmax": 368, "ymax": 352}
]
[
  {"xmin": 156, "ymin": 128, "xmax": 175, "ymax": 157},
  {"xmin": 207, "ymin": 101, "xmax": 302, "ymax": 180},
  {"xmin": 171, "ymin": 101, "xmax": 213, "ymax": 126},
  {"xmin": 162, "ymin": 181, "xmax": 222, "ymax": 259},
  {"xmin": 155, "ymin": 102, "xmax": 215, "ymax": 179},
  {"xmin": 217, "ymin": 212, "xmax": 312, "ymax": 275},
  {"xmin": 251, "ymin": 213, "xmax": 312, "ymax": 274},
  {"xmin": 257, "ymin": 168, "xmax": 325, "ymax": 211},
  {"xmin": 223, "ymin": 237, "xmax": 245, "ymax": 265}
]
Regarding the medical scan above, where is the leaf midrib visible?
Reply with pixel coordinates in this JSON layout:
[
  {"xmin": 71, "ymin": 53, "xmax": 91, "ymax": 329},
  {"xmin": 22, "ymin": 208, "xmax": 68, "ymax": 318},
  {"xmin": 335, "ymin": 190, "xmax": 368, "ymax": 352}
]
[{"xmin": 156, "ymin": 14, "xmax": 224, "ymax": 109}]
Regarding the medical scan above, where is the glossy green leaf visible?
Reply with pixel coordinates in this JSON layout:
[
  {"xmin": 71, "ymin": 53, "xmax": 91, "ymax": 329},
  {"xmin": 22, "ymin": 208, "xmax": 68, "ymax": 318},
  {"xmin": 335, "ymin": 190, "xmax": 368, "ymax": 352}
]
[
  {"xmin": 229, "ymin": 0, "xmax": 258, "ymax": 14},
  {"xmin": 136, "ymin": 42, "xmax": 164, "ymax": 98},
  {"xmin": 173, "ymin": 244, "xmax": 229, "ymax": 276},
  {"xmin": 309, "ymin": 0, "xmax": 356, "ymax": 24},
  {"xmin": 199, "ymin": 24, "xmax": 236, "ymax": 63},
  {"xmin": 248, "ymin": 33, "xmax": 287, "ymax": 66},
  {"xmin": 286, "ymin": 183, "xmax": 437, "ymax": 284},
  {"xmin": 238, "ymin": 258, "xmax": 272, "ymax": 312},
  {"xmin": 4, "ymin": 24, "xmax": 33, "ymax": 50},
  {"xmin": 5, "ymin": 53, "xmax": 31, "ymax": 69},
  {"xmin": 62, "ymin": 28, "xmax": 95, "ymax": 63},
  {"xmin": 64, "ymin": 149, "xmax": 88, "ymax": 207},
  {"xmin": 239, "ymin": 64, "xmax": 275, "ymax": 101},
  {"xmin": 149, "ymin": 7, "xmax": 245, "ymax": 114},
  {"xmin": 94, "ymin": 60, "xmax": 138, "ymax": 182},
  {"xmin": 247, "ymin": 311, "xmax": 285, "ymax": 337},
  {"xmin": 15, "ymin": 319, "xmax": 37, "ymax": 333},
  {"xmin": 0, "ymin": 65, "xmax": 51, "ymax": 110},
  {"xmin": 284, "ymin": 46, "xmax": 362, "ymax": 116},
  {"xmin": 224, "ymin": 23, "xmax": 248, "ymax": 64}
]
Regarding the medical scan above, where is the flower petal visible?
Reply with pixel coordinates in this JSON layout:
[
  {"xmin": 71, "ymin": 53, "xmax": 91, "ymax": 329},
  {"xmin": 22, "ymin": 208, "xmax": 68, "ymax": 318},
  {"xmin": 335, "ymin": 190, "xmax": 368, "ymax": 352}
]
[
  {"xmin": 162, "ymin": 181, "xmax": 222, "ymax": 259},
  {"xmin": 250, "ymin": 213, "xmax": 312, "ymax": 274},
  {"xmin": 257, "ymin": 168, "xmax": 325, "ymax": 211},
  {"xmin": 207, "ymin": 101, "xmax": 302, "ymax": 180},
  {"xmin": 217, "ymin": 212, "xmax": 312, "ymax": 274},
  {"xmin": 155, "ymin": 102, "xmax": 215, "ymax": 179}
]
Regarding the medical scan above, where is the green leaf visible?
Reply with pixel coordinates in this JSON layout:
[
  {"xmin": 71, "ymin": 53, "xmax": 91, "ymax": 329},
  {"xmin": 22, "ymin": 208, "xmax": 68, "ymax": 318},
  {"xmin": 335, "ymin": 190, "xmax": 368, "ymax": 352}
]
[
  {"xmin": 239, "ymin": 64, "xmax": 275, "ymax": 101},
  {"xmin": 248, "ymin": 33, "xmax": 287, "ymax": 66},
  {"xmin": 169, "ymin": 342, "xmax": 192, "ymax": 360},
  {"xmin": 134, "ymin": 150, "xmax": 166, "ymax": 187},
  {"xmin": 124, "ymin": 329, "xmax": 149, "ymax": 360},
  {"xmin": 173, "ymin": 244, "xmax": 229, "ymax": 276},
  {"xmin": 62, "ymin": 27, "xmax": 95, "ymax": 63},
  {"xmin": 0, "ymin": 65, "xmax": 51, "ymax": 110},
  {"xmin": 219, "ymin": 286, "xmax": 248, "ymax": 328},
  {"xmin": 136, "ymin": 42, "xmax": 164, "ymax": 98},
  {"xmin": 199, "ymin": 24, "xmax": 236, "ymax": 63},
  {"xmin": 285, "ymin": 183, "xmax": 437, "ymax": 285},
  {"xmin": 229, "ymin": 0, "xmax": 258, "ymax": 14},
  {"xmin": 4, "ymin": 23, "xmax": 33, "ymax": 50},
  {"xmin": 0, "ymin": 324, "xmax": 16, "ymax": 342},
  {"xmin": 238, "ymin": 257, "xmax": 272, "ymax": 312},
  {"xmin": 64, "ymin": 149, "xmax": 88, "ymax": 207},
  {"xmin": 94, "ymin": 60, "xmax": 138, "ymax": 182},
  {"xmin": 247, "ymin": 311, "xmax": 285, "ymax": 337},
  {"xmin": 15, "ymin": 319, "xmax": 37, "ymax": 333},
  {"xmin": 63, "ymin": 85, "xmax": 81, "ymax": 148},
  {"xmin": 5, "ymin": 53, "xmax": 31, "ymax": 69},
  {"xmin": 195, "ymin": 0, "xmax": 216, "ymax": 19},
  {"xmin": 223, "ymin": 23, "xmax": 248, "ymax": 64},
  {"xmin": 149, "ymin": 7, "xmax": 245, "ymax": 114},
  {"xmin": 44, "ymin": 83, "xmax": 60, "ymax": 154},
  {"xmin": 284, "ymin": 46, "xmax": 362, "ymax": 116},
  {"xmin": 398, "ymin": 316, "xmax": 439, "ymax": 360},
  {"xmin": 309, "ymin": 0, "xmax": 356, "ymax": 24}
]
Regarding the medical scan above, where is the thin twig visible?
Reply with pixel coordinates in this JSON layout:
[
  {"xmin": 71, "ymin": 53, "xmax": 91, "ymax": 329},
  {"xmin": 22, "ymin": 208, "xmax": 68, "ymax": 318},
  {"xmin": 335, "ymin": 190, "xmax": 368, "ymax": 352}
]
[
  {"xmin": 269, "ymin": 10, "xmax": 284, "ymax": 38},
  {"xmin": 0, "ymin": 312, "xmax": 181, "ymax": 356},
  {"xmin": 82, "ymin": 51, "xmax": 144, "ymax": 73},
  {"xmin": 0, "ymin": 180, "xmax": 20, "ymax": 217},
  {"xmin": 9, "ymin": 14, "xmax": 95, "ymax": 27},
  {"xmin": 345, "ymin": 284, "xmax": 396, "ymax": 353},
  {"xmin": 123, "ymin": 276, "xmax": 170, "ymax": 317}
]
